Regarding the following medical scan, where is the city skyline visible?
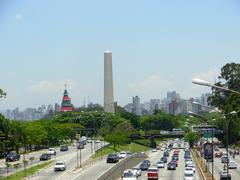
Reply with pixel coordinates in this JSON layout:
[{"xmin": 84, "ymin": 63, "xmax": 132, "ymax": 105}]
[{"xmin": 1, "ymin": 1, "xmax": 240, "ymax": 109}]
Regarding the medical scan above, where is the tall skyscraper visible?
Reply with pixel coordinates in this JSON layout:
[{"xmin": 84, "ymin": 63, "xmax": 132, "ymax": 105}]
[
  {"xmin": 104, "ymin": 50, "xmax": 115, "ymax": 113},
  {"xmin": 132, "ymin": 96, "xmax": 141, "ymax": 115}
]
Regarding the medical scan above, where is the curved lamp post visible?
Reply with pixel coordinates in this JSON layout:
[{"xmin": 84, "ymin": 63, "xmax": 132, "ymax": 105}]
[
  {"xmin": 192, "ymin": 78, "xmax": 240, "ymax": 179},
  {"xmin": 192, "ymin": 78, "xmax": 240, "ymax": 95}
]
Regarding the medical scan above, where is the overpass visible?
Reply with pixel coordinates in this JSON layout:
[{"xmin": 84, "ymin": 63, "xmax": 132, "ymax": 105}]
[{"xmin": 129, "ymin": 133, "xmax": 184, "ymax": 140}]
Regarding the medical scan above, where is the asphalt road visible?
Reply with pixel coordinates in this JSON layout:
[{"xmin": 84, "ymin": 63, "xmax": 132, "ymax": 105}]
[
  {"xmin": 135, "ymin": 142, "xmax": 201, "ymax": 180},
  {"xmin": 208, "ymin": 148, "xmax": 240, "ymax": 180},
  {"xmin": 0, "ymin": 146, "xmax": 76, "ymax": 177},
  {"xmin": 31, "ymin": 141, "xmax": 102, "ymax": 180}
]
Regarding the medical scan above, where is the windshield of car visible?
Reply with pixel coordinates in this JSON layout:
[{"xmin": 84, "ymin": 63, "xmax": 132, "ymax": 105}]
[
  {"xmin": 56, "ymin": 162, "xmax": 64, "ymax": 165},
  {"xmin": 123, "ymin": 172, "xmax": 134, "ymax": 177}
]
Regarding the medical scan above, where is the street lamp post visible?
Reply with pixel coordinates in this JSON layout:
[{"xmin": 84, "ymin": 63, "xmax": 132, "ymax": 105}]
[
  {"xmin": 192, "ymin": 78, "xmax": 240, "ymax": 95},
  {"xmin": 192, "ymin": 78, "xmax": 240, "ymax": 180},
  {"xmin": 188, "ymin": 111, "xmax": 215, "ymax": 180}
]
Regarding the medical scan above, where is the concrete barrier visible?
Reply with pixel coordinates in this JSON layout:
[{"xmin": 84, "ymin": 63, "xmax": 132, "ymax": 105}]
[
  {"xmin": 191, "ymin": 149, "xmax": 207, "ymax": 180},
  {"xmin": 97, "ymin": 153, "xmax": 147, "ymax": 180}
]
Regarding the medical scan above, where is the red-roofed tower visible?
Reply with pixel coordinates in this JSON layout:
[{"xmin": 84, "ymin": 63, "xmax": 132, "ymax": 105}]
[{"xmin": 60, "ymin": 86, "xmax": 73, "ymax": 112}]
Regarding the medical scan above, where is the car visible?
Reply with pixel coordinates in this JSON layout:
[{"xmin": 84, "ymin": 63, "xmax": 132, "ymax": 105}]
[
  {"xmin": 95, "ymin": 140, "xmax": 101, "ymax": 143},
  {"xmin": 140, "ymin": 163, "xmax": 149, "ymax": 171},
  {"xmin": 234, "ymin": 150, "xmax": 239, "ymax": 155},
  {"xmin": 152, "ymin": 149, "xmax": 157, "ymax": 153},
  {"xmin": 221, "ymin": 156, "xmax": 229, "ymax": 163},
  {"xmin": 157, "ymin": 161, "xmax": 165, "ymax": 168},
  {"xmin": 60, "ymin": 145, "xmax": 68, "ymax": 151},
  {"xmin": 87, "ymin": 139, "xmax": 92, "ymax": 143},
  {"xmin": 163, "ymin": 151, "xmax": 169, "ymax": 157},
  {"xmin": 185, "ymin": 160, "xmax": 193, "ymax": 166},
  {"xmin": 215, "ymin": 151, "xmax": 223, "ymax": 158},
  {"xmin": 186, "ymin": 163, "xmax": 195, "ymax": 173},
  {"xmin": 143, "ymin": 160, "xmax": 151, "ymax": 166},
  {"xmin": 184, "ymin": 168, "xmax": 195, "ymax": 180},
  {"xmin": 171, "ymin": 160, "xmax": 178, "ymax": 167},
  {"xmin": 6, "ymin": 152, "xmax": 20, "ymax": 162},
  {"xmin": 54, "ymin": 161, "xmax": 66, "ymax": 171},
  {"xmin": 172, "ymin": 155, "xmax": 179, "ymax": 161},
  {"xmin": 132, "ymin": 167, "xmax": 142, "ymax": 177},
  {"xmin": 106, "ymin": 153, "xmax": 119, "ymax": 163},
  {"xmin": 40, "ymin": 153, "xmax": 51, "ymax": 161},
  {"xmin": 147, "ymin": 167, "xmax": 159, "ymax": 180},
  {"xmin": 228, "ymin": 161, "xmax": 237, "ymax": 169},
  {"xmin": 47, "ymin": 148, "xmax": 56, "ymax": 156},
  {"xmin": 122, "ymin": 169, "xmax": 137, "ymax": 180},
  {"xmin": 77, "ymin": 143, "xmax": 84, "ymax": 149},
  {"xmin": 160, "ymin": 156, "xmax": 168, "ymax": 163},
  {"xmin": 220, "ymin": 170, "xmax": 231, "ymax": 180},
  {"xmin": 167, "ymin": 162, "xmax": 176, "ymax": 170},
  {"xmin": 118, "ymin": 151, "xmax": 127, "ymax": 159}
]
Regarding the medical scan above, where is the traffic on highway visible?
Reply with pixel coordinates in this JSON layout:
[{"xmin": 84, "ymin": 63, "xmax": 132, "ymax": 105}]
[{"xmin": 120, "ymin": 139, "xmax": 200, "ymax": 180}]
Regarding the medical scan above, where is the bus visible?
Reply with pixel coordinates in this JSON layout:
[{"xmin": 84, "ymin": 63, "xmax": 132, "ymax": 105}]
[{"xmin": 172, "ymin": 128, "xmax": 184, "ymax": 135}]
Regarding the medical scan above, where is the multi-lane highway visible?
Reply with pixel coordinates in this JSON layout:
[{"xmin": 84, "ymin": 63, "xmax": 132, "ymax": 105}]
[
  {"xmin": 126, "ymin": 141, "xmax": 200, "ymax": 180},
  {"xmin": 0, "ymin": 141, "xmax": 103, "ymax": 179},
  {"xmin": 208, "ymin": 148, "xmax": 240, "ymax": 180}
]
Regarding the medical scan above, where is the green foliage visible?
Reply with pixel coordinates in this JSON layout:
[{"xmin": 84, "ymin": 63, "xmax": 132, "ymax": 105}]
[
  {"xmin": 184, "ymin": 132, "xmax": 200, "ymax": 147},
  {"xmin": 208, "ymin": 63, "xmax": 240, "ymax": 144},
  {"xmin": 0, "ymin": 88, "xmax": 6, "ymax": 99},
  {"xmin": 140, "ymin": 111, "xmax": 179, "ymax": 131}
]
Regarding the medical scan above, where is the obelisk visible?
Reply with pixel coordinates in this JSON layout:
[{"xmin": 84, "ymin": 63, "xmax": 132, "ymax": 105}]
[{"xmin": 104, "ymin": 50, "xmax": 115, "ymax": 113}]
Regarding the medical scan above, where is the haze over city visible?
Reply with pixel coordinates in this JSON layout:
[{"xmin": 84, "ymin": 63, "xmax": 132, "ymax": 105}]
[{"xmin": 1, "ymin": 0, "xmax": 240, "ymax": 110}]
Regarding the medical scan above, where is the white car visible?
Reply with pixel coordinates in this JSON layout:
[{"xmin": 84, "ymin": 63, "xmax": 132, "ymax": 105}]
[
  {"xmin": 184, "ymin": 169, "xmax": 195, "ymax": 180},
  {"xmin": 152, "ymin": 149, "xmax": 157, "ymax": 152},
  {"xmin": 95, "ymin": 140, "xmax": 101, "ymax": 143},
  {"xmin": 122, "ymin": 169, "xmax": 137, "ymax": 180},
  {"xmin": 54, "ymin": 161, "xmax": 66, "ymax": 171},
  {"xmin": 131, "ymin": 167, "xmax": 142, "ymax": 177},
  {"xmin": 186, "ymin": 163, "xmax": 196, "ymax": 173},
  {"xmin": 228, "ymin": 160, "xmax": 237, "ymax": 169},
  {"xmin": 118, "ymin": 151, "xmax": 127, "ymax": 159},
  {"xmin": 157, "ymin": 161, "xmax": 165, "ymax": 168},
  {"xmin": 47, "ymin": 148, "xmax": 56, "ymax": 155}
]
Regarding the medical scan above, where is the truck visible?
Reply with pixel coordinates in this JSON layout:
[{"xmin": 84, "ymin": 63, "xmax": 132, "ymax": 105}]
[{"xmin": 147, "ymin": 167, "xmax": 159, "ymax": 180}]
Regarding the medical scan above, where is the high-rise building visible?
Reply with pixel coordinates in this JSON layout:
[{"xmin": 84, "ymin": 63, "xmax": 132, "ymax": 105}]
[
  {"xmin": 132, "ymin": 96, "xmax": 141, "ymax": 115},
  {"xmin": 104, "ymin": 50, "xmax": 115, "ymax": 113}
]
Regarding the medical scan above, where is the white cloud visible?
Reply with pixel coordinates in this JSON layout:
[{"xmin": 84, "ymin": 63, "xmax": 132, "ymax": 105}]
[
  {"xmin": 16, "ymin": 13, "xmax": 22, "ymax": 21},
  {"xmin": 128, "ymin": 75, "xmax": 172, "ymax": 96},
  {"xmin": 193, "ymin": 68, "xmax": 220, "ymax": 84},
  {"xmin": 29, "ymin": 80, "xmax": 77, "ymax": 94}
]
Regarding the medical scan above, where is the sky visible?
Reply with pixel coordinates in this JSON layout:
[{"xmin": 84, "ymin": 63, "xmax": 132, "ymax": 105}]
[{"xmin": 0, "ymin": 0, "xmax": 240, "ymax": 110}]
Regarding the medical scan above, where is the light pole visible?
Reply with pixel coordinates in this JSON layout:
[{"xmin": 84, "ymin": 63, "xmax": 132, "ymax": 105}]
[
  {"xmin": 192, "ymin": 78, "xmax": 240, "ymax": 95},
  {"xmin": 192, "ymin": 78, "xmax": 240, "ymax": 179},
  {"xmin": 222, "ymin": 111, "xmax": 238, "ymax": 179},
  {"xmin": 188, "ymin": 111, "xmax": 215, "ymax": 180}
]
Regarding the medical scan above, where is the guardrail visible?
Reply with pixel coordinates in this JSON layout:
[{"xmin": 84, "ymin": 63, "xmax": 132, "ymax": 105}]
[{"xmin": 97, "ymin": 152, "xmax": 147, "ymax": 180}]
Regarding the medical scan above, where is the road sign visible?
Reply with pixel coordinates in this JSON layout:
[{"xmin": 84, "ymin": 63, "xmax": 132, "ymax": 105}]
[{"xmin": 203, "ymin": 132, "xmax": 214, "ymax": 138}]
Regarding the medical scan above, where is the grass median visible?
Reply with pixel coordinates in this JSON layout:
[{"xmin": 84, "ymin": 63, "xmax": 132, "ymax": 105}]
[
  {"xmin": 92, "ymin": 142, "xmax": 150, "ymax": 159},
  {"xmin": 2, "ymin": 160, "xmax": 54, "ymax": 180}
]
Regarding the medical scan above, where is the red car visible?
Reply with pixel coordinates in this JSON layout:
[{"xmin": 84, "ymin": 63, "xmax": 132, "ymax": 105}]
[
  {"xmin": 215, "ymin": 151, "xmax": 223, "ymax": 158},
  {"xmin": 147, "ymin": 167, "xmax": 159, "ymax": 180}
]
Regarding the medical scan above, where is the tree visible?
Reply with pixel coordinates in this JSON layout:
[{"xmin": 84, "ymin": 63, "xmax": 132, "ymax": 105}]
[
  {"xmin": 105, "ymin": 131, "xmax": 129, "ymax": 149},
  {"xmin": 0, "ymin": 89, "xmax": 6, "ymax": 99},
  {"xmin": 184, "ymin": 132, "xmax": 200, "ymax": 148},
  {"xmin": 208, "ymin": 63, "xmax": 240, "ymax": 144}
]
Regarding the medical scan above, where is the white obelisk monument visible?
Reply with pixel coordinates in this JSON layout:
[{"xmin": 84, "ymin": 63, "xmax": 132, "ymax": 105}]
[{"xmin": 104, "ymin": 50, "xmax": 115, "ymax": 113}]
